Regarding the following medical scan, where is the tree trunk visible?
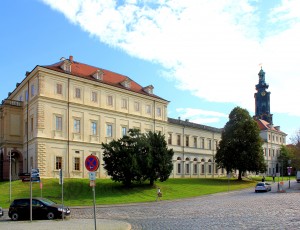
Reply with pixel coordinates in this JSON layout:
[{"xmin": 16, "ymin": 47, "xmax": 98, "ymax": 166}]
[
  {"xmin": 238, "ymin": 171, "xmax": 242, "ymax": 180},
  {"xmin": 149, "ymin": 178, "xmax": 154, "ymax": 186}
]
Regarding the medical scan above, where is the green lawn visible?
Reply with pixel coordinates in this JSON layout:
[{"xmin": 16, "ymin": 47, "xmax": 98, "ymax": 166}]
[{"xmin": 0, "ymin": 176, "xmax": 289, "ymax": 208}]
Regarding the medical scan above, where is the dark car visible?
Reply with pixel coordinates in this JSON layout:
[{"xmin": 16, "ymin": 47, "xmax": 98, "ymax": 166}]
[
  {"xmin": 8, "ymin": 198, "xmax": 70, "ymax": 221},
  {"xmin": 0, "ymin": 207, "xmax": 3, "ymax": 217}
]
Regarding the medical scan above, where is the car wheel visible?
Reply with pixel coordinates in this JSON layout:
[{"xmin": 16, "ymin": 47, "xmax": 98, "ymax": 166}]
[
  {"xmin": 11, "ymin": 212, "xmax": 19, "ymax": 221},
  {"xmin": 47, "ymin": 212, "xmax": 55, "ymax": 220},
  {"xmin": 255, "ymin": 190, "xmax": 257, "ymax": 193}
]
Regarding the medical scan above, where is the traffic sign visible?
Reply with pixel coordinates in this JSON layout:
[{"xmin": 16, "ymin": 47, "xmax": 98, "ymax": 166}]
[
  {"xmin": 90, "ymin": 180, "xmax": 96, "ymax": 187},
  {"xmin": 85, "ymin": 155, "xmax": 100, "ymax": 172},
  {"xmin": 89, "ymin": 172, "xmax": 96, "ymax": 180}
]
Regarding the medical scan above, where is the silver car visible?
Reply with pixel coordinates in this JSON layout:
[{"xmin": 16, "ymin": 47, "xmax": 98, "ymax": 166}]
[
  {"xmin": 255, "ymin": 182, "xmax": 272, "ymax": 192},
  {"xmin": 0, "ymin": 207, "xmax": 3, "ymax": 217}
]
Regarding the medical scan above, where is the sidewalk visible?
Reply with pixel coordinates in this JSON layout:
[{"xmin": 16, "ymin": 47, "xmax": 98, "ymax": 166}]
[
  {"xmin": 271, "ymin": 179, "xmax": 300, "ymax": 193},
  {"xmin": 0, "ymin": 218, "xmax": 131, "ymax": 230}
]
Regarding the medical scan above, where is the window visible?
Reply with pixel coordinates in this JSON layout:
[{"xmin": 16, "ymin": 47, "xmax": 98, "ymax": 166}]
[
  {"xmin": 146, "ymin": 105, "xmax": 151, "ymax": 114},
  {"xmin": 56, "ymin": 156, "xmax": 62, "ymax": 170},
  {"xmin": 186, "ymin": 163, "xmax": 190, "ymax": 174},
  {"xmin": 177, "ymin": 163, "xmax": 181, "ymax": 174},
  {"xmin": 208, "ymin": 165, "xmax": 212, "ymax": 174},
  {"xmin": 177, "ymin": 134, "xmax": 181, "ymax": 145},
  {"xmin": 107, "ymin": 95, "xmax": 113, "ymax": 106},
  {"xmin": 25, "ymin": 90, "xmax": 28, "ymax": 101},
  {"xmin": 31, "ymin": 84, "xmax": 35, "ymax": 97},
  {"xmin": 215, "ymin": 140, "xmax": 218, "ymax": 150},
  {"xmin": 134, "ymin": 102, "xmax": 140, "ymax": 111},
  {"xmin": 201, "ymin": 138, "xmax": 205, "ymax": 149},
  {"xmin": 106, "ymin": 124, "xmax": 113, "ymax": 137},
  {"xmin": 91, "ymin": 121, "xmax": 97, "ymax": 135},
  {"xmin": 74, "ymin": 119, "xmax": 80, "ymax": 133},
  {"xmin": 75, "ymin": 88, "xmax": 81, "ymax": 98},
  {"xmin": 30, "ymin": 117, "xmax": 34, "ymax": 132},
  {"xmin": 121, "ymin": 98, "xmax": 127, "ymax": 109},
  {"xmin": 193, "ymin": 137, "xmax": 197, "ymax": 148},
  {"xmin": 74, "ymin": 157, "xmax": 80, "ymax": 171},
  {"xmin": 201, "ymin": 164, "xmax": 205, "ymax": 174},
  {"xmin": 56, "ymin": 116, "xmax": 62, "ymax": 131},
  {"xmin": 185, "ymin": 135, "xmax": 189, "ymax": 147},
  {"xmin": 194, "ymin": 164, "xmax": 197, "ymax": 174},
  {"xmin": 156, "ymin": 107, "xmax": 161, "ymax": 117},
  {"xmin": 91, "ymin": 92, "xmax": 97, "ymax": 102},
  {"xmin": 57, "ymin": 83, "xmax": 62, "ymax": 95},
  {"xmin": 264, "ymin": 148, "xmax": 267, "ymax": 156},
  {"xmin": 208, "ymin": 140, "xmax": 212, "ymax": 150},
  {"xmin": 121, "ymin": 127, "xmax": 127, "ymax": 137},
  {"xmin": 168, "ymin": 133, "xmax": 172, "ymax": 145},
  {"xmin": 19, "ymin": 95, "xmax": 23, "ymax": 101},
  {"xmin": 269, "ymin": 149, "xmax": 270, "ymax": 156}
]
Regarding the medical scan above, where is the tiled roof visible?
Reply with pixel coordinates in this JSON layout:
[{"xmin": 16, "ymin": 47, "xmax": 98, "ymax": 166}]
[
  {"xmin": 168, "ymin": 117, "xmax": 222, "ymax": 133},
  {"xmin": 256, "ymin": 119, "xmax": 286, "ymax": 134},
  {"xmin": 42, "ymin": 56, "xmax": 168, "ymax": 102}
]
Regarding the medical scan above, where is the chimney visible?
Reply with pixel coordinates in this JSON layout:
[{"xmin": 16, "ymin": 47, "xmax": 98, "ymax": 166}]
[{"xmin": 69, "ymin": 55, "xmax": 73, "ymax": 62}]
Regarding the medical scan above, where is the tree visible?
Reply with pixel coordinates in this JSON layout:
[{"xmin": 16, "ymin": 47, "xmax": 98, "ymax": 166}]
[
  {"xmin": 289, "ymin": 130, "xmax": 300, "ymax": 171},
  {"xmin": 102, "ymin": 129, "xmax": 174, "ymax": 187},
  {"xmin": 215, "ymin": 107, "xmax": 266, "ymax": 180},
  {"xmin": 278, "ymin": 145, "xmax": 292, "ymax": 176},
  {"xmin": 102, "ymin": 129, "xmax": 146, "ymax": 187},
  {"xmin": 142, "ymin": 131, "xmax": 174, "ymax": 186}
]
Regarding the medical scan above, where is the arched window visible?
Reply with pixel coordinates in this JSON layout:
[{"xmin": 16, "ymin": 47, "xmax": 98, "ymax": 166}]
[
  {"xmin": 193, "ymin": 158, "xmax": 198, "ymax": 162},
  {"xmin": 186, "ymin": 157, "xmax": 190, "ymax": 161},
  {"xmin": 177, "ymin": 157, "xmax": 182, "ymax": 160}
]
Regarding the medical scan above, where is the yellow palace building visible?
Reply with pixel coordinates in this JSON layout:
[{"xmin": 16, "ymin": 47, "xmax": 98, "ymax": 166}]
[{"xmin": 0, "ymin": 56, "xmax": 222, "ymax": 180}]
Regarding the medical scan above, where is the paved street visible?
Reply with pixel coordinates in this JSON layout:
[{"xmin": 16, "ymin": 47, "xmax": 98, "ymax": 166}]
[{"xmin": 1, "ymin": 180, "xmax": 300, "ymax": 229}]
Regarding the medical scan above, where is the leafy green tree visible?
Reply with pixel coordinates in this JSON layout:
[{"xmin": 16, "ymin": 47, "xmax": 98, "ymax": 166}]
[
  {"xmin": 289, "ymin": 130, "xmax": 300, "ymax": 171},
  {"xmin": 278, "ymin": 145, "xmax": 292, "ymax": 175},
  {"xmin": 215, "ymin": 107, "xmax": 266, "ymax": 180},
  {"xmin": 102, "ymin": 129, "xmax": 146, "ymax": 187},
  {"xmin": 102, "ymin": 129, "xmax": 174, "ymax": 187},
  {"xmin": 142, "ymin": 131, "xmax": 174, "ymax": 186}
]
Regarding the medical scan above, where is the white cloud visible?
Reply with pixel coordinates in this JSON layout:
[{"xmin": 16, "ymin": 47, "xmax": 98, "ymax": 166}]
[
  {"xmin": 42, "ymin": 0, "xmax": 300, "ymax": 117},
  {"xmin": 176, "ymin": 108, "xmax": 227, "ymax": 124}
]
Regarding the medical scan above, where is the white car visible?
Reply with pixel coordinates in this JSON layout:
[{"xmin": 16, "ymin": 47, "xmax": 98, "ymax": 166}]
[{"xmin": 255, "ymin": 182, "xmax": 272, "ymax": 192}]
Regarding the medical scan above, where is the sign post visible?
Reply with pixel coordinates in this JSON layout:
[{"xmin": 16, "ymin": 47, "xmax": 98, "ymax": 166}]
[
  {"xmin": 85, "ymin": 155, "xmax": 100, "ymax": 230},
  {"xmin": 59, "ymin": 168, "xmax": 64, "ymax": 221}
]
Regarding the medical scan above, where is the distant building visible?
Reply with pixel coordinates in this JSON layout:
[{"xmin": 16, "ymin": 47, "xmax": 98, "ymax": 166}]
[
  {"xmin": 254, "ymin": 68, "xmax": 287, "ymax": 176},
  {"xmin": 0, "ymin": 56, "xmax": 222, "ymax": 180}
]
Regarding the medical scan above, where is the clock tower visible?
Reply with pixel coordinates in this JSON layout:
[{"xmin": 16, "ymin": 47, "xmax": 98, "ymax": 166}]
[{"xmin": 254, "ymin": 68, "xmax": 273, "ymax": 124}]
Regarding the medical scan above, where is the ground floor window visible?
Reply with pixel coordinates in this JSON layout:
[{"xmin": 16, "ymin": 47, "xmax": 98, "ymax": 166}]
[
  {"xmin": 177, "ymin": 163, "xmax": 181, "ymax": 174},
  {"xmin": 74, "ymin": 157, "xmax": 80, "ymax": 171},
  {"xmin": 186, "ymin": 163, "xmax": 190, "ymax": 174},
  {"xmin": 56, "ymin": 156, "xmax": 62, "ymax": 170},
  {"xmin": 208, "ymin": 165, "xmax": 212, "ymax": 174},
  {"xmin": 194, "ymin": 164, "xmax": 197, "ymax": 174},
  {"xmin": 201, "ymin": 164, "xmax": 205, "ymax": 174}
]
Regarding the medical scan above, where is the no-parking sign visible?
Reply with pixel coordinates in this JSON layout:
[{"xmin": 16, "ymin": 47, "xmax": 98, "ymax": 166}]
[{"xmin": 85, "ymin": 155, "xmax": 100, "ymax": 172}]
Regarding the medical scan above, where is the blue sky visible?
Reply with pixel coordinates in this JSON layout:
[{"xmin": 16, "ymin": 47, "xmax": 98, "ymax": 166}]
[{"xmin": 1, "ymin": 0, "xmax": 300, "ymax": 142}]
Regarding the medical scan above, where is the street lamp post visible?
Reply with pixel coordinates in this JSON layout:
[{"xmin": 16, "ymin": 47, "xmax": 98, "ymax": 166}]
[{"xmin": 288, "ymin": 160, "xmax": 291, "ymax": 189}]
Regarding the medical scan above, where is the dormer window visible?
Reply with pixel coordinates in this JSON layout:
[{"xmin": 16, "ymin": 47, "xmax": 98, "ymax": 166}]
[
  {"xmin": 92, "ymin": 69, "xmax": 103, "ymax": 81},
  {"xmin": 121, "ymin": 78, "xmax": 131, "ymax": 89},
  {"xmin": 143, "ymin": 85, "xmax": 154, "ymax": 94},
  {"xmin": 60, "ymin": 59, "xmax": 72, "ymax": 73}
]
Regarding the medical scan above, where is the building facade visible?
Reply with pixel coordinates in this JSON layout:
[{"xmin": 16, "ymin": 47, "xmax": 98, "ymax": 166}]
[{"xmin": 0, "ymin": 56, "xmax": 222, "ymax": 180}]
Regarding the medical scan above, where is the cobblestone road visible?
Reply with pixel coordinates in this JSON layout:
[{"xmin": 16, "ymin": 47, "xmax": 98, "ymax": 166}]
[
  {"xmin": 1, "ymin": 181, "xmax": 300, "ymax": 229},
  {"xmin": 71, "ymin": 181, "xmax": 300, "ymax": 230}
]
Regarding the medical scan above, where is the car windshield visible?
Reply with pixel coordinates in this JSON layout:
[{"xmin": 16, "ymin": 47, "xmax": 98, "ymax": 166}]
[
  {"xmin": 256, "ymin": 183, "xmax": 265, "ymax": 186},
  {"xmin": 39, "ymin": 198, "xmax": 56, "ymax": 205}
]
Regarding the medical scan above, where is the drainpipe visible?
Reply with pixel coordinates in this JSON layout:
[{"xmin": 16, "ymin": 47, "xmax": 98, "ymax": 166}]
[
  {"xmin": 67, "ymin": 78, "xmax": 70, "ymax": 178},
  {"xmin": 182, "ymin": 120, "xmax": 185, "ymax": 178},
  {"xmin": 26, "ymin": 80, "xmax": 29, "ymax": 173}
]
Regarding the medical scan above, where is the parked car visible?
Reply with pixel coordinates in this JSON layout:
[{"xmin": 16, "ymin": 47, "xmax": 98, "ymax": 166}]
[
  {"xmin": 0, "ymin": 207, "xmax": 3, "ymax": 217},
  {"xmin": 8, "ymin": 198, "xmax": 70, "ymax": 221},
  {"xmin": 255, "ymin": 182, "xmax": 272, "ymax": 192},
  {"xmin": 296, "ymin": 171, "xmax": 300, "ymax": 183}
]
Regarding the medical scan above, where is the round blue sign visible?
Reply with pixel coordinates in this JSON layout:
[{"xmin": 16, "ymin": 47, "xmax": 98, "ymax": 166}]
[{"xmin": 85, "ymin": 155, "xmax": 100, "ymax": 172}]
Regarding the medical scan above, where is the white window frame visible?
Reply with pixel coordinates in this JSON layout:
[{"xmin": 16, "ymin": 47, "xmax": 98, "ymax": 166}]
[
  {"xmin": 91, "ymin": 121, "xmax": 97, "ymax": 135},
  {"xmin": 75, "ymin": 88, "xmax": 81, "ymax": 99},
  {"xmin": 74, "ymin": 119, "xmax": 81, "ymax": 133},
  {"xmin": 106, "ymin": 124, "xmax": 113, "ymax": 137},
  {"xmin": 55, "ymin": 116, "xmax": 62, "ymax": 131},
  {"xmin": 91, "ymin": 91, "xmax": 97, "ymax": 102}
]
